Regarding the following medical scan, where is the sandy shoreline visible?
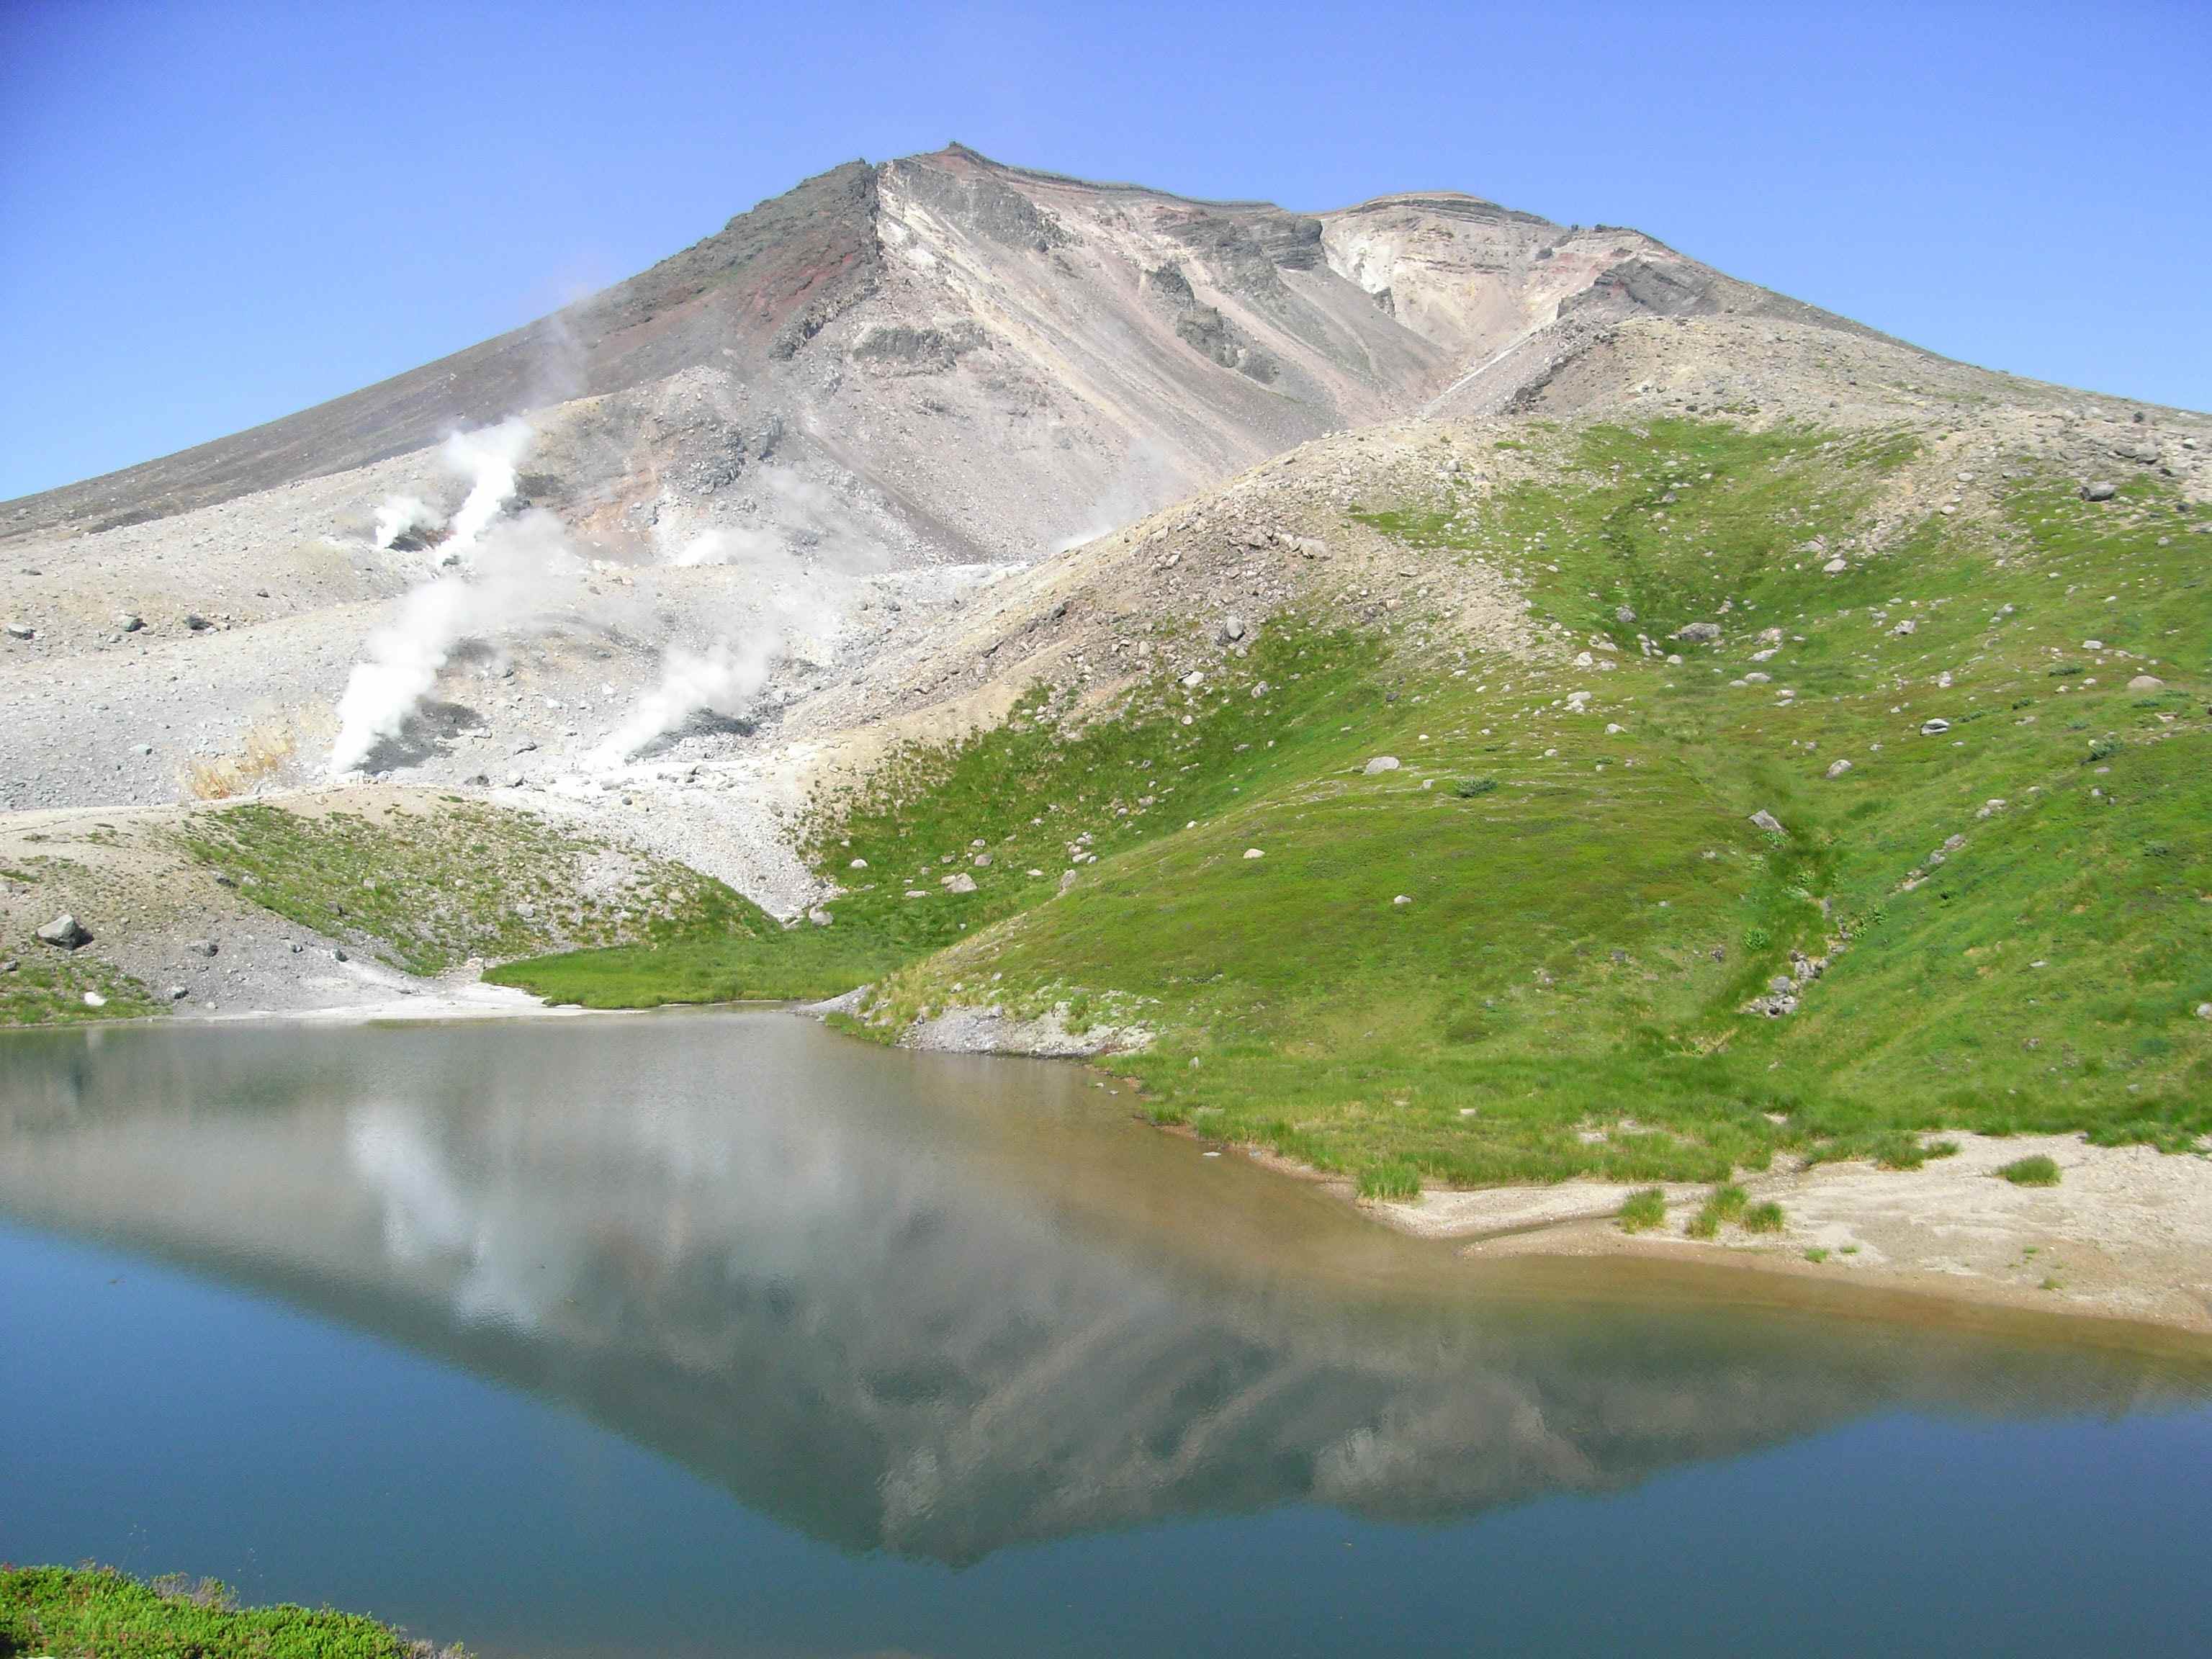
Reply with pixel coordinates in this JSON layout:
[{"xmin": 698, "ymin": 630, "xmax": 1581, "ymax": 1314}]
[{"xmin": 1349, "ymin": 1130, "xmax": 2212, "ymax": 1337}]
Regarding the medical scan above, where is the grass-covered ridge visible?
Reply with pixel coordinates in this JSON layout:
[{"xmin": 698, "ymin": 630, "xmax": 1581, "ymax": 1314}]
[
  {"xmin": 0, "ymin": 1564, "xmax": 466, "ymax": 1658},
  {"xmin": 494, "ymin": 624, "xmax": 1385, "ymax": 1007},
  {"xmin": 176, "ymin": 798, "xmax": 768, "ymax": 977},
  {"xmin": 504, "ymin": 418, "xmax": 2212, "ymax": 1195}
]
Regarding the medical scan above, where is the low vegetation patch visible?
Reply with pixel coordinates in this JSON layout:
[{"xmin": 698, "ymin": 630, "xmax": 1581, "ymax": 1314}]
[
  {"xmin": 0, "ymin": 1565, "xmax": 465, "ymax": 1658},
  {"xmin": 1618, "ymin": 1187, "xmax": 1668, "ymax": 1232},
  {"xmin": 176, "ymin": 799, "xmax": 763, "ymax": 978},
  {"xmin": 0, "ymin": 950, "xmax": 163, "ymax": 1028},
  {"xmin": 1685, "ymin": 1182, "xmax": 1749, "ymax": 1238},
  {"xmin": 1740, "ymin": 1200, "xmax": 1788, "ymax": 1234},
  {"xmin": 1997, "ymin": 1154, "xmax": 2063, "ymax": 1187}
]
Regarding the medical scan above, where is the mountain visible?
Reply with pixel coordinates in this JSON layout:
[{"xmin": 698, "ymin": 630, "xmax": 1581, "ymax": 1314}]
[
  {"xmin": 4, "ymin": 143, "xmax": 1884, "ymax": 556},
  {"xmin": 3, "ymin": 148, "xmax": 2210, "ymax": 1281}
]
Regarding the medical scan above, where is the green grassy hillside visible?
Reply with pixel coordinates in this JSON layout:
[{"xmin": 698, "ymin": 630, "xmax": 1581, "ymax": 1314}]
[{"xmin": 500, "ymin": 419, "xmax": 2212, "ymax": 1195}]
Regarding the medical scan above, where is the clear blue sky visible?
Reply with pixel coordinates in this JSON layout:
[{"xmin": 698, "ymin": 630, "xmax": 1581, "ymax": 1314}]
[{"xmin": 4, "ymin": 0, "xmax": 2206, "ymax": 500}]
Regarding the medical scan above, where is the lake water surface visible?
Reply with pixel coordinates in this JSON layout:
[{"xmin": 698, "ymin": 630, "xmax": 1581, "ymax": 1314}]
[{"xmin": 4, "ymin": 1010, "xmax": 2211, "ymax": 1656}]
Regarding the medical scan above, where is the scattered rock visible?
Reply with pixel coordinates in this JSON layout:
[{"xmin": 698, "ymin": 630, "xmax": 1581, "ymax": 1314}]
[
  {"xmin": 941, "ymin": 872, "xmax": 977, "ymax": 894},
  {"xmin": 1749, "ymin": 809, "xmax": 1784, "ymax": 835},
  {"xmin": 168, "ymin": 985, "xmax": 188, "ymax": 999},
  {"xmin": 1362, "ymin": 755, "xmax": 1401, "ymax": 775},
  {"xmin": 119, "ymin": 613, "xmax": 144, "ymax": 632},
  {"xmin": 2128, "ymin": 675, "xmax": 2164, "ymax": 691},
  {"xmin": 186, "ymin": 939, "xmax": 218, "ymax": 958},
  {"xmin": 1058, "ymin": 870, "xmax": 1079, "ymax": 895},
  {"xmin": 1614, "ymin": 605, "xmax": 1637, "ymax": 625},
  {"xmin": 184, "ymin": 613, "xmax": 211, "ymax": 631},
  {"xmin": 35, "ymin": 914, "xmax": 90, "ymax": 949},
  {"xmin": 82, "ymin": 990, "xmax": 107, "ymax": 1009},
  {"xmin": 850, "ymin": 858, "xmax": 869, "ymax": 869},
  {"xmin": 1392, "ymin": 894, "xmax": 1412, "ymax": 907},
  {"xmin": 2080, "ymin": 481, "xmax": 2118, "ymax": 501},
  {"xmin": 1891, "ymin": 619, "xmax": 1916, "ymax": 636},
  {"xmin": 1218, "ymin": 614, "xmax": 1246, "ymax": 644},
  {"xmin": 5, "ymin": 623, "xmax": 33, "ymax": 642},
  {"xmin": 1244, "ymin": 848, "xmax": 1265, "ymax": 860},
  {"xmin": 1825, "ymin": 758, "xmax": 1853, "ymax": 779},
  {"xmin": 1675, "ymin": 622, "xmax": 1722, "ymax": 644},
  {"xmin": 1822, "ymin": 557, "xmax": 1848, "ymax": 574},
  {"xmin": 1920, "ymin": 718, "xmax": 1952, "ymax": 735}
]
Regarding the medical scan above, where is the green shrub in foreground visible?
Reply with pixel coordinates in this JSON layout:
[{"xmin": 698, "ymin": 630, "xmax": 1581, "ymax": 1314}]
[
  {"xmin": 1997, "ymin": 1154, "xmax": 2062, "ymax": 1187},
  {"xmin": 0, "ymin": 1564, "xmax": 462, "ymax": 1658}
]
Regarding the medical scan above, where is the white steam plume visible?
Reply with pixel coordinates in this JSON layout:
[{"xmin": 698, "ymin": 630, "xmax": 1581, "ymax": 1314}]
[
  {"xmin": 328, "ymin": 509, "xmax": 580, "ymax": 775},
  {"xmin": 440, "ymin": 418, "xmax": 535, "ymax": 554},
  {"xmin": 372, "ymin": 495, "xmax": 444, "ymax": 549},
  {"xmin": 589, "ymin": 636, "xmax": 783, "ymax": 768}
]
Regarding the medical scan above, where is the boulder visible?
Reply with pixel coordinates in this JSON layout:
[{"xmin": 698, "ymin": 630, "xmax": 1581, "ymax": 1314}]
[
  {"xmin": 941, "ymin": 873, "xmax": 977, "ymax": 894},
  {"xmin": 1218, "ymin": 614, "xmax": 1247, "ymax": 644},
  {"xmin": 1614, "ymin": 605, "xmax": 1637, "ymax": 625},
  {"xmin": 119, "ymin": 613, "xmax": 144, "ymax": 632},
  {"xmin": 2128, "ymin": 675, "xmax": 2164, "ymax": 691},
  {"xmin": 1920, "ymin": 718, "xmax": 1951, "ymax": 735},
  {"xmin": 1825, "ymin": 758, "xmax": 1853, "ymax": 780},
  {"xmin": 1749, "ymin": 809, "xmax": 1784, "ymax": 835},
  {"xmin": 2081, "ymin": 481, "xmax": 2118, "ymax": 502},
  {"xmin": 1244, "ymin": 848, "xmax": 1265, "ymax": 860},
  {"xmin": 1363, "ymin": 756, "xmax": 1402, "ymax": 775},
  {"xmin": 36, "ymin": 913, "xmax": 90, "ymax": 949},
  {"xmin": 184, "ymin": 613, "xmax": 211, "ymax": 631},
  {"xmin": 186, "ymin": 939, "xmax": 218, "ymax": 957},
  {"xmin": 1675, "ymin": 622, "xmax": 1722, "ymax": 644},
  {"xmin": 5, "ymin": 623, "xmax": 33, "ymax": 641},
  {"xmin": 1822, "ymin": 557, "xmax": 1848, "ymax": 574}
]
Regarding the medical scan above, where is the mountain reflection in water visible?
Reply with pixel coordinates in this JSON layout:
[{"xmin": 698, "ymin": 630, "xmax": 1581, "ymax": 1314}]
[{"xmin": 0, "ymin": 1011, "xmax": 2203, "ymax": 1568}]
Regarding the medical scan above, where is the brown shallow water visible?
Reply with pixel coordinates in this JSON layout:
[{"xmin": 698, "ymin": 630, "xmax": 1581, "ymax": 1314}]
[{"xmin": 4, "ymin": 1010, "xmax": 2211, "ymax": 1655}]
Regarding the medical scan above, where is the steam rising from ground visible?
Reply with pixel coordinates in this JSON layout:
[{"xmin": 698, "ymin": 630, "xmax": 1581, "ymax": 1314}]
[
  {"xmin": 590, "ymin": 635, "xmax": 782, "ymax": 767},
  {"xmin": 590, "ymin": 470, "xmax": 876, "ymax": 766},
  {"xmin": 330, "ymin": 509, "xmax": 583, "ymax": 775},
  {"xmin": 372, "ymin": 495, "xmax": 444, "ymax": 549},
  {"xmin": 334, "ymin": 422, "xmax": 557, "ymax": 774},
  {"xmin": 439, "ymin": 419, "xmax": 535, "ymax": 554}
]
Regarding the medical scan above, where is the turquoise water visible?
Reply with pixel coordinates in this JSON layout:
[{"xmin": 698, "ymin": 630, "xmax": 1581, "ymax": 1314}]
[{"xmin": 3, "ymin": 1011, "xmax": 2209, "ymax": 1656}]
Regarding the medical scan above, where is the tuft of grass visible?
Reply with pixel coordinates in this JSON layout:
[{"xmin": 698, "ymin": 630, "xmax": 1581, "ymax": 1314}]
[
  {"xmin": 1452, "ymin": 776, "xmax": 1498, "ymax": 798},
  {"xmin": 1804, "ymin": 1246, "xmax": 1830, "ymax": 1263},
  {"xmin": 1874, "ymin": 1135, "xmax": 1960, "ymax": 1171},
  {"xmin": 179, "ymin": 716, "xmax": 300, "ymax": 801},
  {"xmin": 1357, "ymin": 1159, "xmax": 1421, "ymax": 1200},
  {"xmin": 1997, "ymin": 1154, "xmax": 2062, "ymax": 1187},
  {"xmin": 1740, "ymin": 1200, "xmax": 1787, "ymax": 1234},
  {"xmin": 0, "ymin": 1564, "xmax": 466, "ymax": 1658},
  {"xmin": 1685, "ymin": 1182, "xmax": 1750, "ymax": 1237},
  {"xmin": 1618, "ymin": 1187, "xmax": 1668, "ymax": 1233}
]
